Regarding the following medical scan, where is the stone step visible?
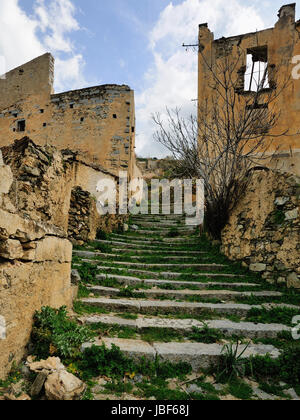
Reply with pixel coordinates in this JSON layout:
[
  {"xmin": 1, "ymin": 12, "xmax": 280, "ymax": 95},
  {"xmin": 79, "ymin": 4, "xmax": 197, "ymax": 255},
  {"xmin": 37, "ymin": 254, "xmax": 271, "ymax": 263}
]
[
  {"xmin": 110, "ymin": 234, "xmax": 198, "ymax": 243},
  {"xmin": 73, "ymin": 250, "xmax": 101, "ymax": 258},
  {"xmin": 80, "ymin": 297, "xmax": 256, "ymax": 317},
  {"xmin": 128, "ymin": 229, "xmax": 194, "ymax": 236},
  {"xmin": 111, "ymin": 248, "xmax": 206, "ymax": 256},
  {"xmin": 81, "ymin": 338, "xmax": 279, "ymax": 371},
  {"xmin": 95, "ymin": 253, "xmax": 204, "ymax": 262},
  {"xmin": 132, "ymin": 223, "xmax": 194, "ymax": 230},
  {"xmin": 95, "ymin": 273, "xmax": 259, "ymax": 289},
  {"xmin": 95, "ymin": 265, "xmax": 240, "ymax": 279},
  {"xmin": 87, "ymin": 285, "xmax": 281, "ymax": 301},
  {"xmin": 132, "ymin": 215, "xmax": 185, "ymax": 220},
  {"xmin": 93, "ymin": 240, "xmax": 168, "ymax": 249},
  {"xmin": 132, "ymin": 221, "xmax": 184, "ymax": 228},
  {"xmin": 96, "ymin": 237, "xmax": 198, "ymax": 246},
  {"xmin": 81, "ymin": 314, "xmax": 290, "ymax": 339},
  {"xmin": 108, "ymin": 261, "xmax": 228, "ymax": 272}
]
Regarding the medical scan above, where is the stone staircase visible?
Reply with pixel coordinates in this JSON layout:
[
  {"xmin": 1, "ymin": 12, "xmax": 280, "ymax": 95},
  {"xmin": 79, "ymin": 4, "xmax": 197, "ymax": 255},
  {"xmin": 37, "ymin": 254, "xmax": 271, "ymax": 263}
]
[{"xmin": 72, "ymin": 213, "xmax": 296, "ymax": 372}]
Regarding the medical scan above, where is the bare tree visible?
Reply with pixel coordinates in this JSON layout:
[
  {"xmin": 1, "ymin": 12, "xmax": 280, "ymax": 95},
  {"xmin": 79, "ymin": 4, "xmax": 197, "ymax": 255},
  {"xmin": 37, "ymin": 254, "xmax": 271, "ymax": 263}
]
[{"xmin": 153, "ymin": 48, "xmax": 291, "ymax": 239}]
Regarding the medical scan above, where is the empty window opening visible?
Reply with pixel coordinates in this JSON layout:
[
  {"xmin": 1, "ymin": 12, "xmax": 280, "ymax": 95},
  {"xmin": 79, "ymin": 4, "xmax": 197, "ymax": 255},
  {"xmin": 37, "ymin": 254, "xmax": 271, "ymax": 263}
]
[
  {"xmin": 40, "ymin": 109, "xmax": 44, "ymax": 114},
  {"xmin": 19, "ymin": 69, "xmax": 24, "ymax": 75},
  {"xmin": 13, "ymin": 113, "xmax": 18, "ymax": 118},
  {"xmin": 17, "ymin": 120, "xmax": 26, "ymax": 132},
  {"xmin": 70, "ymin": 104, "xmax": 74, "ymax": 109},
  {"xmin": 113, "ymin": 114, "xmax": 117, "ymax": 119},
  {"xmin": 43, "ymin": 123, "xmax": 47, "ymax": 127},
  {"xmin": 245, "ymin": 47, "xmax": 269, "ymax": 92},
  {"xmin": 80, "ymin": 117, "xmax": 84, "ymax": 122},
  {"xmin": 131, "ymin": 127, "xmax": 135, "ymax": 133}
]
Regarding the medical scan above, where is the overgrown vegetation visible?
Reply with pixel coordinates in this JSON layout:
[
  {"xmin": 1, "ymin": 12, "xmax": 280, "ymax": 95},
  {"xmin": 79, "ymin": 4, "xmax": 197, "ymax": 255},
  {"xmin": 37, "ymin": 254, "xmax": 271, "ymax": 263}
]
[
  {"xmin": 31, "ymin": 307, "xmax": 94, "ymax": 359},
  {"xmin": 188, "ymin": 324, "xmax": 223, "ymax": 344},
  {"xmin": 96, "ymin": 229, "xmax": 108, "ymax": 240}
]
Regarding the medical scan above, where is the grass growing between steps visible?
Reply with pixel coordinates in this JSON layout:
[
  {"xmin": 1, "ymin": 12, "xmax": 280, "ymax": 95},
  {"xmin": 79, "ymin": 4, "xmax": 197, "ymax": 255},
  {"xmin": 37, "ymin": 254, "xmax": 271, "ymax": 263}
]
[
  {"xmin": 235, "ymin": 289, "xmax": 300, "ymax": 306},
  {"xmin": 88, "ymin": 322, "xmax": 137, "ymax": 340},
  {"xmin": 245, "ymin": 306, "xmax": 300, "ymax": 326},
  {"xmin": 207, "ymin": 338, "xmax": 300, "ymax": 394},
  {"xmin": 30, "ymin": 306, "xmax": 203, "ymax": 400}
]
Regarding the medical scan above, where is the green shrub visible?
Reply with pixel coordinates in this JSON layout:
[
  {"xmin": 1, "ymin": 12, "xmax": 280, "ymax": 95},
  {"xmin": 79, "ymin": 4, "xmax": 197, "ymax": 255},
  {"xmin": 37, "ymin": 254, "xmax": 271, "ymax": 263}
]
[
  {"xmin": 31, "ymin": 306, "xmax": 94, "ymax": 359},
  {"xmin": 216, "ymin": 341, "xmax": 251, "ymax": 382},
  {"xmin": 246, "ymin": 344, "xmax": 300, "ymax": 386},
  {"xmin": 77, "ymin": 345, "xmax": 191, "ymax": 382},
  {"xmin": 77, "ymin": 262, "xmax": 98, "ymax": 283},
  {"xmin": 96, "ymin": 229, "xmax": 107, "ymax": 240},
  {"xmin": 166, "ymin": 228, "xmax": 180, "ymax": 238},
  {"xmin": 94, "ymin": 243, "xmax": 112, "ymax": 253},
  {"xmin": 188, "ymin": 324, "xmax": 223, "ymax": 344}
]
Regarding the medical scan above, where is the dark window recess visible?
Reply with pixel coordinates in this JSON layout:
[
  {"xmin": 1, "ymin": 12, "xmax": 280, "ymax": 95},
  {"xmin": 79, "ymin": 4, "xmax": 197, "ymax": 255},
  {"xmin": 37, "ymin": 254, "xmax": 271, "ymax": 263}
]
[
  {"xmin": 131, "ymin": 127, "xmax": 135, "ymax": 133},
  {"xmin": 19, "ymin": 69, "xmax": 24, "ymax": 75},
  {"xmin": 13, "ymin": 128, "xmax": 16, "ymax": 132},
  {"xmin": 113, "ymin": 114, "xmax": 117, "ymax": 119},
  {"xmin": 17, "ymin": 120, "xmax": 26, "ymax": 132},
  {"xmin": 70, "ymin": 104, "xmax": 74, "ymax": 109},
  {"xmin": 245, "ymin": 46, "xmax": 269, "ymax": 92},
  {"xmin": 13, "ymin": 113, "xmax": 18, "ymax": 118},
  {"xmin": 40, "ymin": 109, "xmax": 44, "ymax": 114},
  {"xmin": 80, "ymin": 117, "xmax": 84, "ymax": 122},
  {"xmin": 43, "ymin": 123, "xmax": 47, "ymax": 127}
]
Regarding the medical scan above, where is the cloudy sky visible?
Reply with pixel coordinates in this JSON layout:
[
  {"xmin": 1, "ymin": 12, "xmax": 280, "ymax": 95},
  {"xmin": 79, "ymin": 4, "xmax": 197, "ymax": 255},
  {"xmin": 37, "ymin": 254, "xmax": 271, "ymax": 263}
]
[{"xmin": 0, "ymin": 0, "xmax": 296, "ymax": 156}]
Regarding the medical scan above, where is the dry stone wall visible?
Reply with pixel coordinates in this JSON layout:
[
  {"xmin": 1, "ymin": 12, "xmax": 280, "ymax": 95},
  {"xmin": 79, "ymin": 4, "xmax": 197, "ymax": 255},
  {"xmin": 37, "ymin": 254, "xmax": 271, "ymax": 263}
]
[
  {"xmin": 0, "ymin": 137, "xmax": 130, "ymax": 379},
  {"xmin": 222, "ymin": 170, "xmax": 300, "ymax": 288},
  {"xmin": 0, "ymin": 142, "xmax": 75, "ymax": 379}
]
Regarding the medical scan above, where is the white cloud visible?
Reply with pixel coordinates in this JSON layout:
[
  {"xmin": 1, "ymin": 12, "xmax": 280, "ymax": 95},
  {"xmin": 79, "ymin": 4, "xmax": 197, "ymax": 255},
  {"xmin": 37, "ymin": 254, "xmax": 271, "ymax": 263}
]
[
  {"xmin": 0, "ymin": 0, "xmax": 86, "ymax": 93},
  {"xmin": 136, "ymin": 0, "xmax": 268, "ymax": 157}
]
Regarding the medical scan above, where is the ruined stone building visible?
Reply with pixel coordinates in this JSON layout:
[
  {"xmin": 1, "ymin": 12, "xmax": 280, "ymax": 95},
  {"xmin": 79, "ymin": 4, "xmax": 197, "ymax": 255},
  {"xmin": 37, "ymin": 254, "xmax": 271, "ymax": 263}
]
[
  {"xmin": 0, "ymin": 52, "xmax": 139, "ymax": 179},
  {"xmin": 0, "ymin": 53, "xmax": 143, "ymax": 379},
  {"xmin": 198, "ymin": 3, "xmax": 300, "ymax": 175}
]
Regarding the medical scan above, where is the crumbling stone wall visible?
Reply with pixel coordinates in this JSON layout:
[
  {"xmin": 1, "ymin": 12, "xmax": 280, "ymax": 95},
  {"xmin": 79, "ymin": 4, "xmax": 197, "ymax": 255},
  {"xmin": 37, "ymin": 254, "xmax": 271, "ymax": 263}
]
[
  {"xmin": 68, "ymin": 187, "xmax": 98, "ymax": 244},
  {"xmin": 68, "ymin": 186, "xmax": 128, "ymax": 245},
  {"xmin": 1, "ymin": 137, "xmax": 74, "ymax": 231},
  {"xmin": 222, "ymin": 170, "xmax": 300, "ymax": 288},
  {"xmin": 0, "ymin": 141, "xmax": 74, "ymax": 379}
]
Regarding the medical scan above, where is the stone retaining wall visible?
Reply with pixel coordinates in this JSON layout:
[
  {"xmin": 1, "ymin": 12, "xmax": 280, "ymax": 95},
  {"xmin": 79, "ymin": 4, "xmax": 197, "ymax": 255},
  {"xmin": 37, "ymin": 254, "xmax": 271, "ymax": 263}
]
[
  {"xmin": 222, "ymin": 170, "xmax": 300, "ymax": 288},
  {"xmin": 0, "ymin": 144, "xmax": 74, "ymax": 379}
]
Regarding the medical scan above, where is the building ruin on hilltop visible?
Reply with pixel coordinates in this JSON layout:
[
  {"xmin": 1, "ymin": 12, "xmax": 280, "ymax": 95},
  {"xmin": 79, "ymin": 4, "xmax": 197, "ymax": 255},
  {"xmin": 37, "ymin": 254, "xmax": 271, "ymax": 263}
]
[{"xmin": 198, "ymin": 3, "xmax": 300, "ymax": 175}]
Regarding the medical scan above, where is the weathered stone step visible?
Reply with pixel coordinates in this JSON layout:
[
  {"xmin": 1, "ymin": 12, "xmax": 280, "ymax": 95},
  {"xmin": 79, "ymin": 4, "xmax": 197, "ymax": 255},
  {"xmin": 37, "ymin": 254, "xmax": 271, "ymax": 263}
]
[
  {"xmin": 133, "ymin": 221, "xmax": 184, "ymax": 228},
  {"xmin": 96, "ymin": 265, "xmax": 240, "ymax": 279},
  {"xmin": 81, "ymin": 338, "xmax": 279, "ymax": 371},
  {"xmin": 133, "ymin": 222, "xmax": 194, "ymax": 230},
  {"xmin": 112, "ymin": 248, "xmax": 206, "ymax": 256},
  {"xmin": 96, "ymin": 237, "xmax": 198, "ymax": 246},
  {"xmin": 96, "ymin": 253, "xmax": 204, "ymax": 262},
  {"xmin": 81, "ymin": 315, "xmax": 290, "ymax": 339},
  {"xmin": 128, "ymin": 229, "xmax": 194, "ymax": 236},
  {"xmin": 95, "ymin": 273, "xmax": 259, "ymax": 289},
  {"xmin": 108, "ymin": 261, "xmax": 228, "ymax": 272},
  {"xmin": 110, "ymin": 234, "xmax": 198, "ymax": 244},
  {"xmin": 74, "ymin": 250, "xmax": 101, "ymax": 258},
  {"xmin": 74, "ymin": 251, "xmax": 206, "ymax": 262},
  {"xmin": 131, "ymin": 213, "xmax": 186, "ymax": 221},
  {"xmin": 87, "ymin": 285, "xmax": 281, "ymax": 301},
  {"xmin": 81, "ymin": 297, "xmax": 256, "ymax": 317},
  {"xmin": 93, "ymin": 240, "xmax": 169, "ymax": 249}
]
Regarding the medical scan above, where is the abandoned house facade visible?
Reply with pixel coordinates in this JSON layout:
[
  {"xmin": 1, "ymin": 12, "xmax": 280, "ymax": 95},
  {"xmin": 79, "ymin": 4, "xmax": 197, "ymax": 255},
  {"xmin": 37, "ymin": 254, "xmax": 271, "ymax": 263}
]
[
  {"xmin": 198, "ymin": 3, "xmax": 300, "ymax": 175},
  {"xmin": 0, "ymin": 53, "xmax": 138, "ymax": 180}
]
